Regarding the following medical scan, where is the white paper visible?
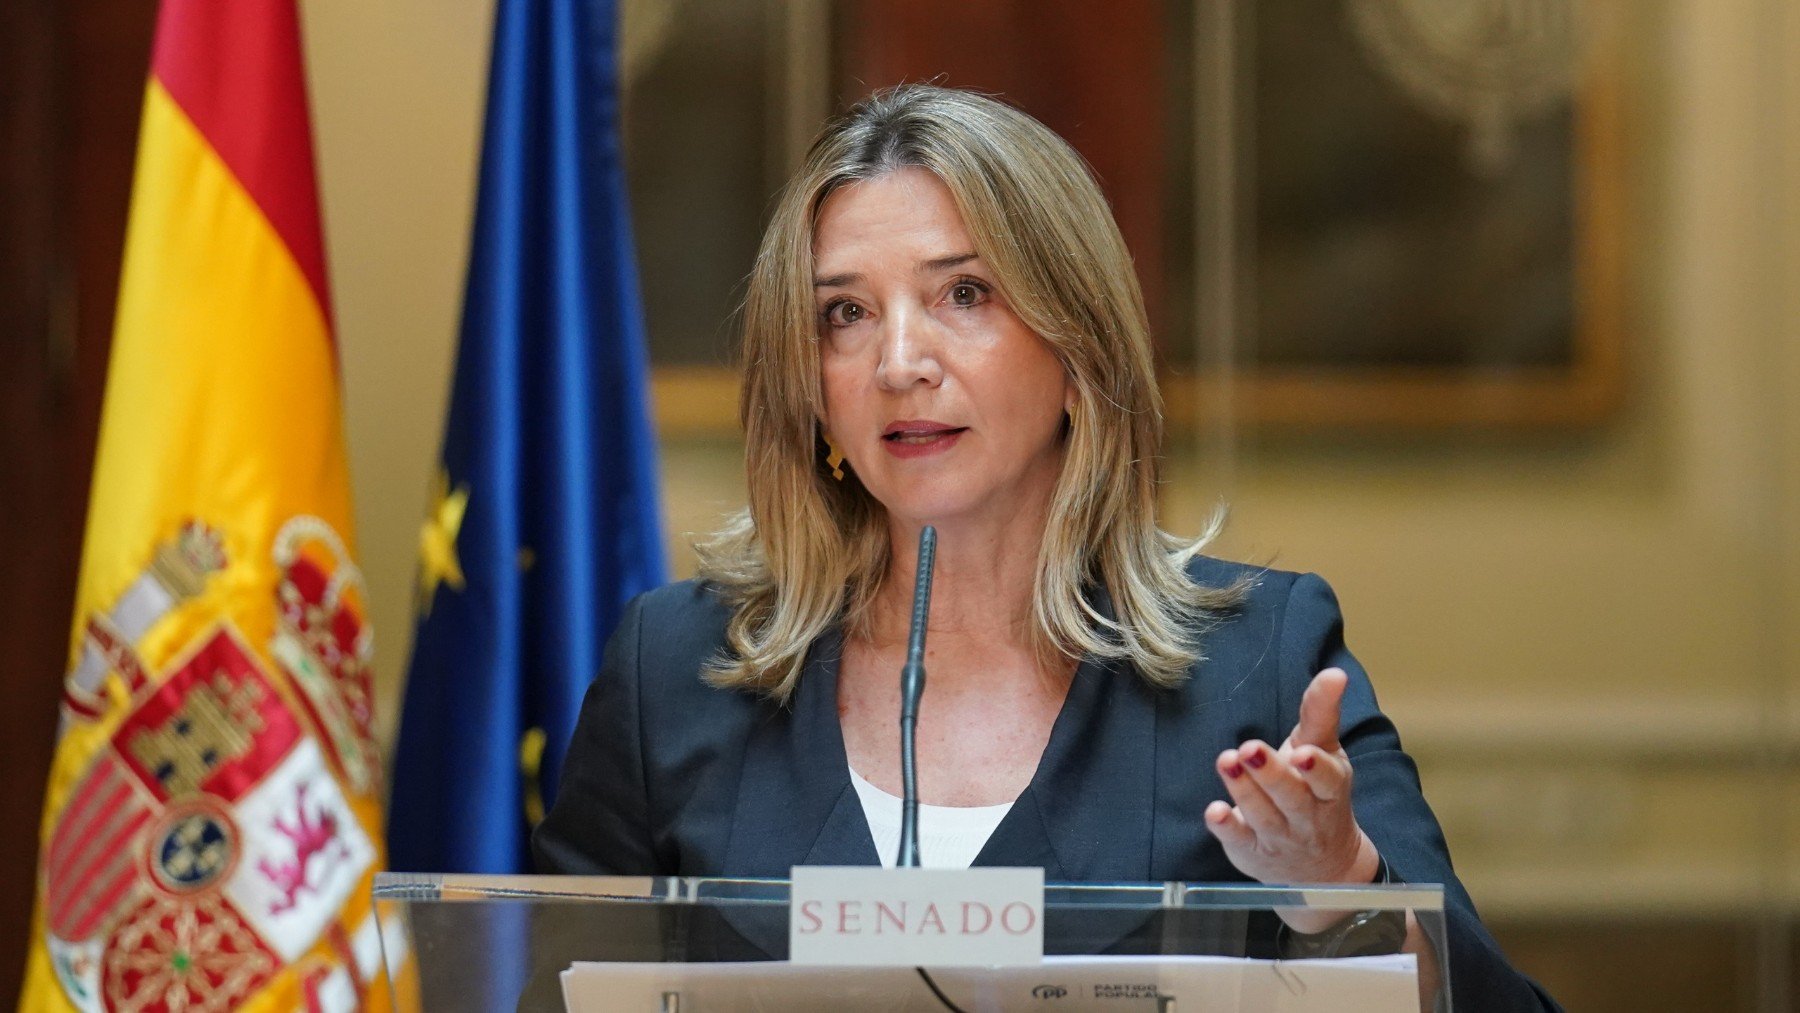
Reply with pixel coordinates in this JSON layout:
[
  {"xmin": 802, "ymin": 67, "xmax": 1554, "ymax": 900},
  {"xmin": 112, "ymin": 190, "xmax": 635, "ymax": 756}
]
[{"xmin": 561, "ymin": 953, "xmax": 1420, "ymax": 1012}]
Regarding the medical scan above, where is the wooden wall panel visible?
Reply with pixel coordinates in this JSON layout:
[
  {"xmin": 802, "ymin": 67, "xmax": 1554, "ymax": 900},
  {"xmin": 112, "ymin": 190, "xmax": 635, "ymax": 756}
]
[{"xmin": 0, "ymin": 0, "xmax": 155, "ymax": 998}]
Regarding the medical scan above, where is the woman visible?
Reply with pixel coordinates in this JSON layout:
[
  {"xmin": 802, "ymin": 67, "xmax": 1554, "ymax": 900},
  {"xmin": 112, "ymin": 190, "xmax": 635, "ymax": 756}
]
[{"xmin": 535, "ymin": 85, "xmax": 1557, "ymax": 1011}]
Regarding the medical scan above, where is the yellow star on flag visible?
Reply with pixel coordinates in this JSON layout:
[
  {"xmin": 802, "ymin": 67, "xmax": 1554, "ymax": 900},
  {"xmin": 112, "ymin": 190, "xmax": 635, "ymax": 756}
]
[{"xmin": 418, "ymin": 469, "xmax": 470, "ymax": 615}]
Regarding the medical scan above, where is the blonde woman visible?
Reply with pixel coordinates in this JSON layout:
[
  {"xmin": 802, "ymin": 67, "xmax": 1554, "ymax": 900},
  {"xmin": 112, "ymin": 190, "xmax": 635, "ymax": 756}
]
[{"xmin": 536, "ymin": 85, "xmax": 1556, "ymax": 1011}]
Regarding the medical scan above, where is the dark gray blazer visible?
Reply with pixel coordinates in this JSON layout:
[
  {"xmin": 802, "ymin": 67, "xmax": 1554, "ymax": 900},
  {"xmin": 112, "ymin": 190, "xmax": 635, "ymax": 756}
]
[{"xmin": 534, "ymin": 556, "xmax": 1559, "ymax": 1011}]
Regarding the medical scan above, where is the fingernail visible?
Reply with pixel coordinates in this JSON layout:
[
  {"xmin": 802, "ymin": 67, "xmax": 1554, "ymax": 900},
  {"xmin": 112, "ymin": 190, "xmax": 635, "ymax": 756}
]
[
  {"xmin": 1297, "ymin": 754, "xmax": 1316, "ymax": 771},
  {"xmin": 1245, "ymin": 749, "xmax": 1266, "ymax": 770},
  {"xmin": 1225, "ymin": 763, "xmax": 1243, "ymax": 779}
]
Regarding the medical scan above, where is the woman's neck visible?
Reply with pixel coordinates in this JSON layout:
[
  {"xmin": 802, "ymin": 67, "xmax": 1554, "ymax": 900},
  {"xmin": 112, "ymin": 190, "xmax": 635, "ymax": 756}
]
[{"xmin": 868, "ymin": 493, "xmax": 1052, "ymax": 655}]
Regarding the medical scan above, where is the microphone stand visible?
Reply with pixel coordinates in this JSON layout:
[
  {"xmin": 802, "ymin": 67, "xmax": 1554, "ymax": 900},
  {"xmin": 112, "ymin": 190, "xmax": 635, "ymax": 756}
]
[
  {"xmin": 897, "ymin": 525, "xmax": 937, "ymax": 869},
  {"xmin": 897, "ymin": 528, "xmax": 968, "ymax": 1010}
]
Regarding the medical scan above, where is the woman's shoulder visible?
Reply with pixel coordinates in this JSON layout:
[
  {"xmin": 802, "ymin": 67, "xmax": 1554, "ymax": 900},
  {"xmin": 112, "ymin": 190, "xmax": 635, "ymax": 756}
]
[
  {"xmin": 1182, "ymin": 553, "xmax": 1314, "ymax": 611},
  {"xmin": 1174, "ymin": 555, "xmax": 1351, "ymax": 678},
  {"xmin": 631, "ymin": 576, "xmax": 732, "ymax": 628},
  {"xmin": 616, "ymin": 578, "xmax": 735, "ymax": 681}
]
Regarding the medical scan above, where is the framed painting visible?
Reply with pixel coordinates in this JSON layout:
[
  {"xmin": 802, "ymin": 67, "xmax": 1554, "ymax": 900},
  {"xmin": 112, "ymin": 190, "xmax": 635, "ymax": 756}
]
[{"xmin": 624, "ymin": 0, "xmax": 1625, "ymax": 434}]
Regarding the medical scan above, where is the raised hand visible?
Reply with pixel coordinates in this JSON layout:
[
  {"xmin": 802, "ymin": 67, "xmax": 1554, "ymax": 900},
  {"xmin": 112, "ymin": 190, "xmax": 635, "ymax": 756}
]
[{"xmin": 1204, "ymin": 668, "xmax": 1380, "ymax": 887}]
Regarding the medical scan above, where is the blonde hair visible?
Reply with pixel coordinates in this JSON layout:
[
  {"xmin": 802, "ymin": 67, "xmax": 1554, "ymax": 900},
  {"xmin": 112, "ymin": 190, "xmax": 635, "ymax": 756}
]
[{"xmin": 696, "ymin": 84, "xmax": 1238, "ymax": 702}]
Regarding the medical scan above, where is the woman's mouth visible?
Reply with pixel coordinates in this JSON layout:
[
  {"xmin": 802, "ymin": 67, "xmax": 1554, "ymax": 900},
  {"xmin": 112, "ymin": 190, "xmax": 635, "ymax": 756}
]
[
  {"xmin": 885, "ymin": 429, "xmax": 967, "ymax": 444},
  {"xmin": 881, "ymin": 421, "xmax": 967, "ymax": 457}
]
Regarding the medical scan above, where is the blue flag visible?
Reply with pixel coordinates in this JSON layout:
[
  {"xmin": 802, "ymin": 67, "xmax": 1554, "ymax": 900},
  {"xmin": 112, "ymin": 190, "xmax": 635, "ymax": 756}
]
[{"xmin": 388, "ymin": 0, "xmax": 665, "ymax": 874}]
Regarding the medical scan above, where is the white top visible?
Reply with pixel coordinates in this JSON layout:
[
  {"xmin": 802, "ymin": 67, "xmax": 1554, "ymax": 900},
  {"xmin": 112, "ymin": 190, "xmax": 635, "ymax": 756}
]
[{"xmin": 848, "ymin": 765, "xmax": 1015, "ymax": 869}]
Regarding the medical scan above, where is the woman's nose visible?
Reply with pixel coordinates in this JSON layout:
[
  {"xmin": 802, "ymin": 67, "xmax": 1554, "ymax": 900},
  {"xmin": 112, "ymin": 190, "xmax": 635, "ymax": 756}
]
[{"xmin": 874, "ymin": 305, "xmax": 944, "ymax": 391}]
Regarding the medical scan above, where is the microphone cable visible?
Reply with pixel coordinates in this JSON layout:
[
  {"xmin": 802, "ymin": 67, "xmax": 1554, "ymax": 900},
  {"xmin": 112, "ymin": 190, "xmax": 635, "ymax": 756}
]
[{"xmin": 915, "ymin": 967, "xmax": 969, "ymax": 1013}]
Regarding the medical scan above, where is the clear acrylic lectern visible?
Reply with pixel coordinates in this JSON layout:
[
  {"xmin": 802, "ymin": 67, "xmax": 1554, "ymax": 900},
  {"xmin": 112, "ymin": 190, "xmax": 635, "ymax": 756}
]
[{"xmin": 371, "ymin": 874, "xmax": 1448, "ymax": 1012}]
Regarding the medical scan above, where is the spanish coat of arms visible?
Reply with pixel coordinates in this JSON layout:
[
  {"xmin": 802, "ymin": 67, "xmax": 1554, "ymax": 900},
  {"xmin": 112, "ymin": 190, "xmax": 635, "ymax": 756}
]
[{"xmin": 42, "ymin": 517, "xmax": 388, "ymax": 1013}]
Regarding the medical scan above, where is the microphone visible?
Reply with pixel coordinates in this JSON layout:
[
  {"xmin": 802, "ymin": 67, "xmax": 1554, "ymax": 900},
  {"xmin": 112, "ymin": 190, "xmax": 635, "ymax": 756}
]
[{"xmin": 897, "ymin": 525, "xmax": 937, "ymax": 868}]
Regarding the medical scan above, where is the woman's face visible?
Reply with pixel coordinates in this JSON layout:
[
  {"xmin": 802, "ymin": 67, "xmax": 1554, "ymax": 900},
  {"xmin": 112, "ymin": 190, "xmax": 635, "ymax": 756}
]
[{"xmin": 813, "ymin": 167, "xmax": 1073, "ymax": 529}]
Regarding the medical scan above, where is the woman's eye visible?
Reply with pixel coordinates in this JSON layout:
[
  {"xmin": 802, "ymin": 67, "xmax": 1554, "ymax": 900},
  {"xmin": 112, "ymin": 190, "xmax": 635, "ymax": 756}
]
[
  {"xmin": 948, "ymin": 281, "xmax": 988, "ymax": 307},
  {"xmin": 822, "ymin": 300, "xmax": 865, "ymax": 327}
]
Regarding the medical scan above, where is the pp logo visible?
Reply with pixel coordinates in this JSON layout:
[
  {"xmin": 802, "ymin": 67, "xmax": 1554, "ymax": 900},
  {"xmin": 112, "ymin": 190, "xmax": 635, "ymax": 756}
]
[{"xmin": 1031, "ymin": 984, "xmax": 1069, "ymax": 1000}]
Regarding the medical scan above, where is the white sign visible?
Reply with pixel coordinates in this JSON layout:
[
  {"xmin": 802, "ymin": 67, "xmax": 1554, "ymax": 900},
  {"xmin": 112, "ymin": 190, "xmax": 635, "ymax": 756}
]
[{"xmin": 789, "ymin": 866, "xmax": 1044, "ymax": 967}]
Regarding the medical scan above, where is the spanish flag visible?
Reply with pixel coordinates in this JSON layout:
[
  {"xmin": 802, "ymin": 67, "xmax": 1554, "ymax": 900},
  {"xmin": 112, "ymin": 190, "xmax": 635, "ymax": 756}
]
[{"xmin": 21, "ymin": 2, "xmax": 396, "ymax": 1010}]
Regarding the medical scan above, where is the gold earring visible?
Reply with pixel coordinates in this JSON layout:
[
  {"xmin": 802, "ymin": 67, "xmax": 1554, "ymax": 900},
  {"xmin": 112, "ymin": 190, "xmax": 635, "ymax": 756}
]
[{"xmin": 824, "ymin": 437, "xmax": 846, "ymax": 481}]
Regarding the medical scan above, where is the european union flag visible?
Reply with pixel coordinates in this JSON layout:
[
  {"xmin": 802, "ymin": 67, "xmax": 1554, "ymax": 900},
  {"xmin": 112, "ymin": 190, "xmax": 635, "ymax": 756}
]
[{"xmin": 388, "ymin": 0, "xmax": 665, "ymax": 874}]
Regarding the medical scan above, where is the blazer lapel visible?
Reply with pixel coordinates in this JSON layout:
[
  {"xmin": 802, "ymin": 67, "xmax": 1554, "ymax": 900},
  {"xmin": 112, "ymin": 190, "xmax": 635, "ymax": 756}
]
[
  {"xmin": 723, "ymin": 627, "xmax": 880, "ymax": 876},
  {"xmin": 973, "ymin": 650, "xmax": 1159, "ymax": 882}
]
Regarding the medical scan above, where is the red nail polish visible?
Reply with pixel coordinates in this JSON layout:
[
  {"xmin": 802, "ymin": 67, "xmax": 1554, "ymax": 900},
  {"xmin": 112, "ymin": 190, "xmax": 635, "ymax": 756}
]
[
  {"xmin": 1297, "ymin": 754, "xmax": 1315, "ymax": 771},
  {"xmin": 1225, "ymin": 763, "xmax": 1243, "ymax": 779},
  {"xmin": 1245, "ymin": 749, "xmax": 1266, "ymax": 770}
]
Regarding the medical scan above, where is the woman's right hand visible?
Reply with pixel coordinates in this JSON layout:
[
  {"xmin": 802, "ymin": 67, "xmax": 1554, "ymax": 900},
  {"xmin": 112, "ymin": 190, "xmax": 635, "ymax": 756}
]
[{"xmin": 1205, "ymin": 668, "xmax": 1380, "ymax": 891}]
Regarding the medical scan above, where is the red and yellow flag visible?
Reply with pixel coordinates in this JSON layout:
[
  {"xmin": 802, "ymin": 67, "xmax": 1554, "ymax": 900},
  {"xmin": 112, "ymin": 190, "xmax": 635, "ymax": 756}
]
[{"xmin": 22, "ymin": 2, "xmax": 396, "ymax": 1010}]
